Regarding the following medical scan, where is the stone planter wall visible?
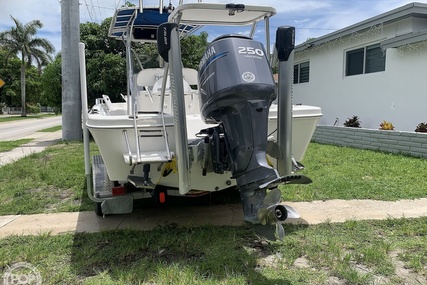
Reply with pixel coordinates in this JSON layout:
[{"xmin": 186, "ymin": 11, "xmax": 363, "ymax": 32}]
[{"xmin": 312, "ymin": 125, "xmax": 427, "ymax": 159}]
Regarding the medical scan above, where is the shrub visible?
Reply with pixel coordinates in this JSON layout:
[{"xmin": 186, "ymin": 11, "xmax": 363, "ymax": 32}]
[
  {"xmin": 379, "ymin": 120, "xmax": 394, "ymax": 130},
  {"xmin": 343, "ymin": 115, "xmax": 361, "ymax": 128},
  {"xmin": 26, "ymin": 103, "xmax": 41, "ymax": 114},
  {"xmin": 415, "ymin": 122, "xmax": 427, "ymax": 133}
]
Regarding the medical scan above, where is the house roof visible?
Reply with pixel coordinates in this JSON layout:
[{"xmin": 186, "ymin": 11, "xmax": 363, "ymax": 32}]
[
  {"xmin": 295, "ymin": 2, "xmax": 427, "ymax": 52},
  {"xmin": 381, "ymin": 27, "xmax": 427, "ymax": 49}
]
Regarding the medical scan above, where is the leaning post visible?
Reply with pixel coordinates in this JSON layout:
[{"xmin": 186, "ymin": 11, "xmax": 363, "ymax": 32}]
[{"xmin": 275, "ymin": 26, "xmax": 295, "ymax": 176}]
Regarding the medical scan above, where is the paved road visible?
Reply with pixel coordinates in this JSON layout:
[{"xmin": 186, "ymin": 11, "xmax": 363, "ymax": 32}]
[{"xmin": 0, "ymin": 115, "xmax": 62, "ymax": 141}]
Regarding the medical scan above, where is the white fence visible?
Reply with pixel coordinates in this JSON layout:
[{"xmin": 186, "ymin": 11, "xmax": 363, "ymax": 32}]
[
  {"xmin": 1, "ymin": 106, "xmax": 55, "ymax": 114},
  {"xmin": 1, "ymin": 107, "xmax": 21, "ymax": 114}
]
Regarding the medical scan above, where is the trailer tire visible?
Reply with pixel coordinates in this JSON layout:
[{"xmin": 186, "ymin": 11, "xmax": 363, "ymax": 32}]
[{"xmin": 95, "ymin": 202, "xmax": 103, "ymax": 216}]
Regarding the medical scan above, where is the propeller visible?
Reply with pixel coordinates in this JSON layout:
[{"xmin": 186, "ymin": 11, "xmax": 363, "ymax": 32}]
[{"xmin": 257, "ymin": 188, "xmax": 300, "ymax": 239}]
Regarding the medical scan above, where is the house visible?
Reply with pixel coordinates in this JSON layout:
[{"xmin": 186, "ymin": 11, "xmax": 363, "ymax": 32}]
[{"xmin": 293, "ymin": 2, "xmax": 427, "ymax": 132}]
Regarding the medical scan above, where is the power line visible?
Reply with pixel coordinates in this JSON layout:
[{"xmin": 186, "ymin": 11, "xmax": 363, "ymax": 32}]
[
  {"xmin": 83, "ymin": 0, "xmax": 95, "ymax": 22},
  {"xmin": 296, "ymin": 27, "xmax": 338, "ymax": 31},
  {"xmin": 83, "ymin": 1, "xmax": 116, "ymax": 11}
]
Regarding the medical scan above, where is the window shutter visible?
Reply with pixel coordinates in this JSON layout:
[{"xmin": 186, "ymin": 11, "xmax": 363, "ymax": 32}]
[
  {"xmin": 299, "ymin": 61, "xmax": 310, "ymax": 83},
  {"xmin": 293, "ymin": 64, "xmax": 299, "ymax": 84}
]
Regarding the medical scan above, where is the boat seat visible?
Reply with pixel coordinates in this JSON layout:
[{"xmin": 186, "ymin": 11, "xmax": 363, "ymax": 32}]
[
  {"xmin": 102, "ymin": 94, "xmax": 127, "ymax": 114},
  {"xmin": 136, "ymin": 68, "xmax": 165, "ymax": 87},
  {"xmin": 182, "ymin": 68, "xmax": 198, "ymax": 85},
  {"xmin": 136, "ymin": 68, "xmax": 199, "ymax": 89},
  {"xmin": 102, "ymin": 94, "xmax": 113, "ymax": 110},
  {"xmin": 136, "ymin": 68, "xmax": 198, "ymax": 113},
  {"xmin": 151, "ymin": 77, "xmax": 192, "ymax": 95}
]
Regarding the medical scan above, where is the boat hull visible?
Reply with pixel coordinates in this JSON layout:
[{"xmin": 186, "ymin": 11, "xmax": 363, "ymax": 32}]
[
  {"xmin": 269, "ymin": 104, "xmax": 322, "ymax": 161},
  {"xmin": 87, "ymin": 104, "xmax": 321, "ymax": 192}
]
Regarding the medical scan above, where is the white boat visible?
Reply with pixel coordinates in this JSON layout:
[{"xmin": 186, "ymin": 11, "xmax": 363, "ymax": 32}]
[{"xmin": 80, "ymin": 1, "xmax": 322, "ymax": 237}]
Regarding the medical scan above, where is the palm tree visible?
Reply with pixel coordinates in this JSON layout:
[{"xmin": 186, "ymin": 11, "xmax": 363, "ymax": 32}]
[{"xmin": 0, "ymin": 16, "xmax": 54, "ymax": 116}]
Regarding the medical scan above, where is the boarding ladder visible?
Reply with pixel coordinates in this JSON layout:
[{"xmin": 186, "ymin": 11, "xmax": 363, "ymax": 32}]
[{"xmin": 122, "ymin": 67, "xmax": 174, "ymax": 189}]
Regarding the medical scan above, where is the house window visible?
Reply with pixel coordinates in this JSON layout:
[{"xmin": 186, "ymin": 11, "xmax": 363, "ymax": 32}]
[
  {"xmin": 345, "ymin": 43, "xmax": 385, "ymax": 76},
  {"xmin": 294, "ymin": 61, "xmax": 310, "ymax": 84}
]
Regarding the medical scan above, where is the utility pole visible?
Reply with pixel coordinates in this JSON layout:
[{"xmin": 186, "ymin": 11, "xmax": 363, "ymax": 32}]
[{"xmin": 61, "ymin": 0, "xmax": 82, "ymax": 141}]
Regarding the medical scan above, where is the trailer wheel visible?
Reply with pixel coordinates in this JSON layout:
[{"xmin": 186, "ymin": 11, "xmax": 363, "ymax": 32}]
[{"xmin": 95, "ymin": 202, "xmax": 103, "ymax": 216}]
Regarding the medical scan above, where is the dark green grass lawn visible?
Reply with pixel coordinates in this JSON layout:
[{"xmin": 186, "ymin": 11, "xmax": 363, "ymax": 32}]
[
  {"xmin": 0, "ymin": 217, "xmax": 426, "ymax": 284},
  {"xmin": 281, "ymin": 142, "xmax": 427, "ymax": 201}
]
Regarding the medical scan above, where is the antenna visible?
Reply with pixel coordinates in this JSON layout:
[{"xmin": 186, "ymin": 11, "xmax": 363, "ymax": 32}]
[{"xmin": 139, "ymin": 0, "xmax": 143, "ymax": 13}]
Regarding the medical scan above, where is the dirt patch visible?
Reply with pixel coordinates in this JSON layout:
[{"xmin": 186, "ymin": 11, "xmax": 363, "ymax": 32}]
[
  {"xmin": 352, "ymin": 263, "xmax": 391, "ymax": 284},
  {"xmin": 390, "ymin": 250, "xmax": 426, "ymax": 285},
  {"xmin": 246, "ymin": 238, "xmax": 427, "ymax": 285},
  {"xmin": 25, "ymin": 186, "xmax": 79, "ymax": 212},
  {"xmin": 327, "ymin": 276, "xmax": 346, "ymax": 285},
  {"xmin": 37, "ymin": 153, "xmax": 53, "ymax": 163},
  {"xmin": 293, "ymin": 256, "xmax": 310, "ymax": 269},
  {"xmin": 144, "ymin": 247, "xmax": 205, "ymax": 263}
]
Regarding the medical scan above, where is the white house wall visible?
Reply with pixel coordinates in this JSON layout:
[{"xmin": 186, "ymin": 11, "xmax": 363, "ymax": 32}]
[
  {"xmin": 294, "ymin": 19, "xmax": 427, "ymax": 131},
  {"xmin": 393, "ymin": 17, "xmax": 415, "ymax": 36},
  {"xmin": 412, "ymin": 17, "xmax": 427, "ymax": 31}
]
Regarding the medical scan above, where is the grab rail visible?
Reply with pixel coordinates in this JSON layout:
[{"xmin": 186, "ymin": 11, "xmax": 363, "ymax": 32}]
[
  {"xmin": 132, "ymin": 99, "xmax": 141, "ymax": 162},
  {"xmin": 160, "ymin": 63, "xmax": 172, "ymax": 160},
  {"xmin": 123, "ymin": 130, "xmax": 133, "ymax": 165}
]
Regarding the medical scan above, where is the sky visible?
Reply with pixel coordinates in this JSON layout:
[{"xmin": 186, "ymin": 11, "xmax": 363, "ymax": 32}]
[{"xmin": 1, "ymin": 0, "xmax": 426, "ymax": 55}]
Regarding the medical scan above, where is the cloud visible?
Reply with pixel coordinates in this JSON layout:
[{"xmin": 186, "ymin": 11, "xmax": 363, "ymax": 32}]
[
  {"xmin": 1, "ymin": 0, "xmax": 425, "ymax": 53},
  {"xmin": 273, "ymin": 0, "xmax": 424, "ymax": 44},
  {"xmin": 1, "ymin": 1, "xmax": 61, "ymax": 53},
  {"xmin": 0, "ymin": 1, "xmax": 61, "ymax": 33},
  {"xmin": 0, "ymin": 0, "xmax": 119, "ymax": 52}
]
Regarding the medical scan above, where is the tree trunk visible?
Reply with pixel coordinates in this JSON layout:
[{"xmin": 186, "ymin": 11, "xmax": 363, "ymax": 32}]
[{"xmin": 20, "ymin": 55, "xmax": 26, "ymax": 117}]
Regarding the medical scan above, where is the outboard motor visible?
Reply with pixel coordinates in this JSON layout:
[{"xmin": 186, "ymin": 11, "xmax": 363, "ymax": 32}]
[{"xmin": 198, "ymin": 34, "xmax": 280, "ymax": 223}]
